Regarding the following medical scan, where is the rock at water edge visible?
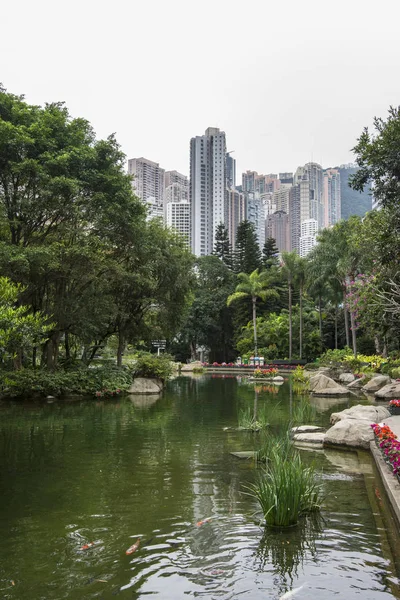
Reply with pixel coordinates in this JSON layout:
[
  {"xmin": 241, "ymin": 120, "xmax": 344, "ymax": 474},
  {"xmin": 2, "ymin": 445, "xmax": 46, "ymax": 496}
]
[
  {"xmin": 324, "ymin": 419, "xmax": 375, "ymax": 450},
  {"xmin": 330, "ymin": 404, "xmax": 390, "ymax": 425}
]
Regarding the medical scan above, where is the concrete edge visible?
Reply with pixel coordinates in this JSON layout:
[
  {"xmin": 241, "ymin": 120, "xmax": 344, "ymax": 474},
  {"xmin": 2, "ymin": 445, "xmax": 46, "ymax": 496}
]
[{"xmin": 370, "ymin": 441, "xmax": 400, "ymax": 527}]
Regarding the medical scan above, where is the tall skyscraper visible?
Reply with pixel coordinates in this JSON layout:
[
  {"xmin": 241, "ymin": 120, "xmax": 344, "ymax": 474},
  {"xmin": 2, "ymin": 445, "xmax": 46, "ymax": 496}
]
[
  {"xmin": 226, "ymin": 152, "xmax": 236, "ymax": 189},
  {"xmin": 294, "ymin": 162, "xmax": 324, "ymax": 228},
  {"xmin": 190, "ymin": 127, "xmax": 227, "ymax": 256},
  {"xmin": 266, "ymin": 210, "xmax": 290, "ymax": 253},
  {"xmin": 323, "ymin": 169, "xmax": 341, "ymax": 226},
  {"xmin": 246, "ymin": 192, "xmax": 265, "ymax": 251},
  {"xmin": 300, "ymin": 219, "xmax": 318, "ymax": 257},
  {"xmin": 227, "ymin": 188, "xmax": 246, "ymax": 250},
  {"xmin": 128, "ymin": 157, "xmax": 165, "ymax": 215},
  {"xmin": 289, "ymin": 185, "xmax": 301, "ymax": 254}
]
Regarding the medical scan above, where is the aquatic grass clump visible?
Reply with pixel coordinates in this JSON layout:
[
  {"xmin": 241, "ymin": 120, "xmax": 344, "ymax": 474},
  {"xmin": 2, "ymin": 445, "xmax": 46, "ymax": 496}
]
[
  {"xmin": 238, "ymin": 406, "xmax": 269, "ymax": 431},
  {"xmin": 292, "ymin": 399, "xmax": 317, "ymax": 425},
  {"xmin": 247, "ymin": 440, "xmax": 323, "ymax": 527},
  {"xmin": 256, "ymin": 430, "xmax": 293, "ymax": 463}
]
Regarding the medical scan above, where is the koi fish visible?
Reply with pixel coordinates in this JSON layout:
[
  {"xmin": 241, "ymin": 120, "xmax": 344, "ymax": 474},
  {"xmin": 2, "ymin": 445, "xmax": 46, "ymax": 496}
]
[
  {"xmin": 80, "ymin": 542, "xmax": 95, "ymax": 550},
  {"xmin": 375, "ymin": 487, "xmax": 382, "ymax": 501},
  {"xmin": 196, "ymin": 518, "xmax": 211, "ymax": 527},
  {"xmin": 280, "ymin": 584, "xmax": 304, "ymax": 599},
  {"xmin": 126, "ymin": 538, "xmax": 140, "ymax": 555}
]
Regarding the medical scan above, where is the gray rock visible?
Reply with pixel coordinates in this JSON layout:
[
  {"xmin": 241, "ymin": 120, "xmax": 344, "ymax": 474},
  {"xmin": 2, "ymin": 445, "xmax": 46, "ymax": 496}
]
[
  {"xmin": 347, "ymin": 377, "xmax": 366, "ymax": 389},
  {"xmin": 339, "ymin": 373, "xmax": 355, "ymax": 384},
  {"xmin": 324, "ymin": 419, "xmax": 375, "ymax": 450},
  {"xmin": 375, "ymin": 382, "xmax": 400, "ymax": 399},
  {"xmin": 314, "ymin": 387, "xmax": 350, "ymax": 396},
  {"xmin": 272, "ymin": 376, "xmax": 284, "ymax": 382},
  {"xmin": 291, "ymin": 425, "xmax": 325, "ymax": 434},
  {"xmin": 330, "ymin": 404, "xmax": 390, "ymax": 425},
  {"xmin": 309, "ymin": 373, "xmax": 340, "ymax": 392},
  {"xmin": 293, "ymin": 432, "xmax": 326, "ymax": 446},
  {"xmin": 362, "ymin": 375, "xmax": 391, "ymax": 393},
  {"xmin": 128, "ymin": 377, "xmax": 163, "ymax": 394}
]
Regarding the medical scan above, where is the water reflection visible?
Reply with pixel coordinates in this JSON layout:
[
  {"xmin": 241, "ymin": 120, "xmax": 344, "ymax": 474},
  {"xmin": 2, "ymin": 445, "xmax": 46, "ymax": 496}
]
[{"xmin": 256, "ymin": 514, "xmax": 324, "ymax": 594}]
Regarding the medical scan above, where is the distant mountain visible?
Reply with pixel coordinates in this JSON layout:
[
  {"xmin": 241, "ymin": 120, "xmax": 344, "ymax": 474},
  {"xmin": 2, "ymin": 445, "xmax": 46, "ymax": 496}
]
[{"xmin": 337, "ymin": 165, "xmax": 372, "ymax": 219}]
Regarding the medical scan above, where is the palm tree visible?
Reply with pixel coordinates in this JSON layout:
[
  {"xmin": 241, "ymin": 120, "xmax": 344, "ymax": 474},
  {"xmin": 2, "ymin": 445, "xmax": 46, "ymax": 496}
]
[
  {"xmin": 280, "ymin": 251, "xmax": 298, "ymax": 360},
  {"xmin": 227, "ymin": 269, "xmax": 278, "ymax": 356}
]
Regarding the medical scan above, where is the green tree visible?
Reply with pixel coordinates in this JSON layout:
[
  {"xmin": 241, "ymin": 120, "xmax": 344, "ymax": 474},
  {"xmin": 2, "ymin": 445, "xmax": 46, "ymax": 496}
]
[
  {"xmin": 0, "ymin": 277, "xmax": 50, "ymax": 369},
  {"xmin": 262, "ymin": 238, "xmax": 279, "ymax": 269},
  {"xmin": 213, "ymin": 223, "xmax": 233, "ymax": 269},
  {"xmin": 280, "ymin": 251, "xmax": 297, "ymax": 359},
  {"xmin": 350, "ymin": 106, "xmax": 400, "ymax": 211},
  {"xmin": 234, "ymin": 221, "xmax": 262, "ymax": 274},
  {"xmin": 227, "ymin": 269, "xmax": 278, "ymax": 356}
]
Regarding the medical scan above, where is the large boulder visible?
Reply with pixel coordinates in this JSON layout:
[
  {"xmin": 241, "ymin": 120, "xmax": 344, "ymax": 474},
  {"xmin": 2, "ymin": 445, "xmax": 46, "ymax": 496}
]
[
  {"xmin": 361, "ymin": 375, "xmax": 391, "ymax": 393},
  {"xmin": 324, "ymin": 419, "xmax": 375, "ymax": 450},
  {"xmin": 291, "ymin": 425, "xmax": 325, "ymax": 435},
  {"xmin": 339, "ymin": 373, "xmax": 355, "ymax": 384},
  {"xmin": 375, "ymin": 382, "xmax": 400, "ymax": 399},
  {"xmin": 128, "ymin": 378, "xmax": 163, "ymax": 394},
  {"xmin": 309, "ymin": 373, "xmax": 349, "ymax": 396},
  {"xmin": 330, "ymin": 404, "xmax": 390, "ymax": 425},
  {"xmin": 347, "ymin": 377, "xmax": 366, "ymax": 389}
]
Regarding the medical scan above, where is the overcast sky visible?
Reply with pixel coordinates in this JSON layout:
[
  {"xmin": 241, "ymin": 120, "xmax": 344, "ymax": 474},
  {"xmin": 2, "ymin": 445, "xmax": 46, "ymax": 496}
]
[{"xmin": 2, "ymin": 0, "xmax": 400, "ymax": 181}]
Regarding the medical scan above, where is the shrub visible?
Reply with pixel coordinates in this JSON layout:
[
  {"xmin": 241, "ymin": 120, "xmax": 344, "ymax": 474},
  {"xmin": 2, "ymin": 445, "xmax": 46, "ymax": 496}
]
[
  {"xmin": 131, "ymin": 352, "xmax": 174, "ymax": 381},
  {"xmin": 291, "ymin": 365, "xmax": 309, "ymax": 384},
  {"xmin": 0, "ymin": 366, "xmax": 132, "ymax": 398}
]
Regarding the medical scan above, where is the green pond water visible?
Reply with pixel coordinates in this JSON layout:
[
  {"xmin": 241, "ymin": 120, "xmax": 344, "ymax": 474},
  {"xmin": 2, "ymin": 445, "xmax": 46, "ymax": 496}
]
[{"xmin": 1, "ymin": 374, "xmax": 400, "ymax": 599}]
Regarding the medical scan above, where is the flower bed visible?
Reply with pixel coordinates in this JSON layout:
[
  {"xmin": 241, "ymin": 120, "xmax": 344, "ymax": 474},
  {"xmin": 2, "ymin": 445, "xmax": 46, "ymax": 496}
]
[
  {"xmin": 371, "ymin": 423, "xmax": 400, "ymax": 478},
  {"xmin": 252, "ymin": 368, "xmax": 279, "ymax": 379}
]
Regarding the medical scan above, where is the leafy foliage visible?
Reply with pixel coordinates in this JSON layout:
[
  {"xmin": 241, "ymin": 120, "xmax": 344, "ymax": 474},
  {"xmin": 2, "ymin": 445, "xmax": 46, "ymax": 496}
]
[{"xmin": 131, "ymin": 352, "xmax": 174, "ymax": 381}]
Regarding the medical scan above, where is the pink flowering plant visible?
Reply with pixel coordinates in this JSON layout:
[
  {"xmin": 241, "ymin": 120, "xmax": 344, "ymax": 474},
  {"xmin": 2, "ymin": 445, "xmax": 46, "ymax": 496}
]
[
  {"xmin": 371, "ymin": 423, "xmax": 400, "ymax": 476},
  {"xmin": 389, "ymin": 399, "xmax": 400, "ymax": 407}
]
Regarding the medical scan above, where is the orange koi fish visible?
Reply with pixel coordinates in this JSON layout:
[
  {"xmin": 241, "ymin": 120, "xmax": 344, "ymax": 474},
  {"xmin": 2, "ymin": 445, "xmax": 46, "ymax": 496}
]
[
  {"xmin": 126, "ymin": 538, "xmax": 140, "ymax": 555},
  {"xmin": 80, "ymin": 542, "xmax": 95, "ymax": 550},
  {"xmin": 196, "ymin": 518, "xmax": 211, "ymax": 527}
]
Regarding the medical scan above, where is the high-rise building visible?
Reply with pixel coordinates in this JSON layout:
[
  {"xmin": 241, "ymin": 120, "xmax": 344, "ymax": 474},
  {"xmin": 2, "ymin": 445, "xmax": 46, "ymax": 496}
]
[
  {"xmin": 323, "ymin": 169, "xmax": 341, "ymax": 227},
  {"xmin": 246, "ymin": 192, "xmax": 265, "ymax": 251},
  {"xmin": 190, "ymin": 127, "xmax": 227, "ymax": 256},
  {"xmin": 266, "ymin": 210, "xmax": 290, "ymax": 253},
  {"xmin": 166, "ymin": 200, "xmax": 191, "ymax": 247},
  {"xmin": 164, "ymin": 170, "xmax": 189, "ymax": 220},
  {"xmin": 227, "ymin": 189, "xmax": 246, "ymax": 250},
  {"xmin": 242, "ymin": 171, "xmax": 280, "ymax": 195},
  {"xmin": 128, "ymin": 157, "xmax": 165, "ymax": 218},
  {"xmin": 294, "ymin": 162, "xmax": 324, "ymax": 228},
  {"xmin": 289, "ymin": 185, "xmax": 301, "ymax": 253},
  {"xmin": 273, "ymin": 186, "xmax": 291, "ymax": 213},
  {"xmin": 226, "ymin": 153, "xmax": 236, "ymax": 189},
  {"xmin": 300, "ymin": 219, "xmax": 318, "ymax": 257}
]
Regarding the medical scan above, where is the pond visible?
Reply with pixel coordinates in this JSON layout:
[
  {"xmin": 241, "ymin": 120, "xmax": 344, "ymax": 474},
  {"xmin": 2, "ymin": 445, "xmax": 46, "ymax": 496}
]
[{"xmin": 0, "ymin": 374, "xmax": 400, "ymax": 599}]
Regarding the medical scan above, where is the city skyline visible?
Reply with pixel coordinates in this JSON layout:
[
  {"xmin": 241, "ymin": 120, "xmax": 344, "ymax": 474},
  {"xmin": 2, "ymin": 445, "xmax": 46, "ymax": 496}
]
[{"xmin": 2, "ymin": 1, "xmax": 399, "ymax": 181}]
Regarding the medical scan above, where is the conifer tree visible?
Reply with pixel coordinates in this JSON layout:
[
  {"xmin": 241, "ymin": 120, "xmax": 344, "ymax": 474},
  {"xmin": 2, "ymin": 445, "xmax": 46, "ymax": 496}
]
[
  {"xmin": 213, "ymin": 223, "xmax": 233, "ymax": 269},
  {"xmin": 234, "ymin": 220, "xmax": 262, "ymax": 274},
  {"xmin": 262, "ymin": 238, "xmax": 279, "ymax": 269}
]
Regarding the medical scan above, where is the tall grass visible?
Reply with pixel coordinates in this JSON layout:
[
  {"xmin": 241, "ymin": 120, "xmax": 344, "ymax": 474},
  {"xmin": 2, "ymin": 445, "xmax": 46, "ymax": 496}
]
[
  {"xmin": 292, "ymin": 399, "xmax": 317, "ymax": 425},
  {"xmin": 238, "ymin": 406, "xmax": 269, "ymax": 431},
  {"xmin": 246, "ymin": 437, "xmax": 323, "ymax": 527}
]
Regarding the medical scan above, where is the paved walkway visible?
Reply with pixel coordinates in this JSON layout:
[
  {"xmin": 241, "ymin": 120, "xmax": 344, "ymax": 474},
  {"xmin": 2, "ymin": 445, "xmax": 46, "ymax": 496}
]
[{"xmin": 384, "ymin": 415, "xmax": 400, "ymax": 438}]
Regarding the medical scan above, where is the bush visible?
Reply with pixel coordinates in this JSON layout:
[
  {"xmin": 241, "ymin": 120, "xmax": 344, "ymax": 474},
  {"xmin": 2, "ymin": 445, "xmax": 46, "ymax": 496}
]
[
  {"xmin": 291, "ymin": 365, "xmax": 309, "ymax": 384},
  {"xmin": 131, "ymin": 352, "xmax": 174, "ymax": 381},
  {"xmin": 0, "ymin": 366, "xmax": 132, "ymax": 398}
]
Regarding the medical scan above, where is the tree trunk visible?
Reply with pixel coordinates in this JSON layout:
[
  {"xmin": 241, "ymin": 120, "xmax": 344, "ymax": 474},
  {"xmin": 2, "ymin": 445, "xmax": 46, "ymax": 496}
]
[
  {"xmin": 318, "ymin": 294, "xmax": 323, "ymax": 341},
  {"xmin": 343, "ymin": 288, "xmax": 350, "ymax": 348},
  {"xmin": 374, "ymin": 336, "xmax": 381, "ymax": 354},
  {"xmin": 334, "ymin": 305, "xmax": 338, "ymax": 350},
  {"xmin": 252, "ymin": 296, "xmax": 258, "ymax": 357},
  {"xmin": 288, "ymin": 278, "xmax": 292, "ymax": 360},
  {"xmin": 32, "ymin": 346, "xmax": 37, "ymax": 369},
  {"xmin": 350, "ymin": 310, "xmax": 357, "ymax": 357},
  {"xmin": 117, "ymin": 330, "xmax": 125, "ymax": 367},
  {"xmin": 299, "ymin": 283, "xmax": 303, "ymax": 359},
  {"xmin": 65, "ymin": 332, "xmax": 70, "ymax": 361}
]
